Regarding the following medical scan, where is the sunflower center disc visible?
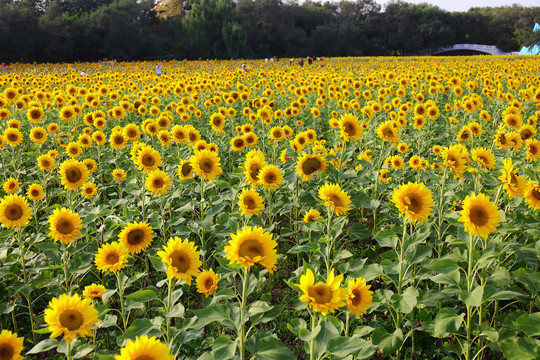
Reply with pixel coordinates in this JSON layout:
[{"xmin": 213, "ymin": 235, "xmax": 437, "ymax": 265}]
[
  {"xmin": 127, "ymin": 229, "xmax": 144, "ymax": 245},
  {"xmin": 57, "ymin": 219, "xmax": 75, "ymax": 234},
  {"xmin": 66, "ymin": 167, "xmax": 82, "ymax": 183},
  {"xmin": 532, "ymin": 188, "xmax": 540, "ymax": 200},
  {"xmin": 171, "ymin": 250, "xmax": 191, "ymax": 273},
  {"xmin": 328, "ymin": 194, "xmax": 343, "ymax": 208},
  {"xmin": 141, "ymin": 154, "xmax": 155, "ymax": 167},
  {"xmin": 106, "ymin": 252, "xmax": 119, "ymax": 264},
  {"xmin": 308, "ymin": 283, "xmax": 332, "ymax": 304},
  {"xmin": 114, "ymin": 136, "xmax": 123, "ymax": 144},
  {"xmin": 181, "ymin": 164, "xmax": 192, "ymax": 177},
  {"xmin": 244, "ymin": 197, "xmax": 256, "ymax": 210},
  {"xmin": 302, "ymin": 158, "xmax": 321, "ymax": 175},
  {"xmin": 153, "ymin": 178, "xmax": 164, "ymax": 188},
  {"xmin": 469, "ymin": 206, "xmax": 488, "ymax": 226},
  {"xmin": 238, "ymin": 239, "xmax": 264, "ymax": 259},
  {"xmin": 199, "ymin": 159, "xmax": 213, "ymax": 174},
  {"xmin": 205, "ymin": 278, "xmax": 214, "ymax": 288},
  {"xmin": 249, "ymin": 164, "xmax": 261, "ymax": 180},
  {"xmin": 0, "ymin": 344, "xmax": 14, "ymax": 360},
  {"xmin": 404, "ymin": 194, "xmax": 421, "ymax": 213},
  {"xmin": 351, "ymin": 288, "xmax": 362, "ymax": 306},
  {"xmin": 7, "ymin": 134, "xmax": 17, "ymax": 141},
  {"xmin": 59, "ymin": 309, "xmax": 84, "ymax": 331},
  {"xmin": 264, "ymin": 173, "xmax": 276, "ymax": 184},
  {"xmin": 134, "ymin": 355, "xmax": 155, "ymax": 360}
]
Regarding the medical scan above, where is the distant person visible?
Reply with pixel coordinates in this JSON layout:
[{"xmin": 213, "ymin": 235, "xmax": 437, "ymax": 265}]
[
  {"xmin": 299, "ymin": 59, "xmax": 304, "ymax": 67},
  {"xmin": 155, "ymin": 63, "xmax": 162, "ymax": 76},
  {"xmin": 265, "ymin": 58, "xmax": 268, "ymax": 63},
  {"xmin": 242, "ymin": 64, "xmax": 248, "ymax": 73},
  {"xmin": 289, "ymin": 58, "xmax": 293, "ymax": 65},
  {"xmin": 270, "ymin": 57, "xmax": 274, "ymax": 64},
  {"xmin": 1, "ymin": 63, "xmax": 5, "ymax": 71},
  {"xmin": 308, "ymin": 57, "xmax": 313, "ymax": 65}
]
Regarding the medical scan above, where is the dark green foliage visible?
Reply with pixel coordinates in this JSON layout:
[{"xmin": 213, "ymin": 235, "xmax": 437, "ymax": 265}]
[{"xmin": 0, "ymin": 0, "xmax": 539, "ymax": 62}]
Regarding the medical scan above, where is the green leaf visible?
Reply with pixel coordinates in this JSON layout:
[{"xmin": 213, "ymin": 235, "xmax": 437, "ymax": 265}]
[
  {"xmin": 288, "ymin": 242, "xmax": 319, "ymax": 254},
  {"xmin": 299, "ymin": 325, "xmax": 320, "ymax": 342},
  {"xmin": 125, "ymin": 290, "xmax": 157, "ymax": 304},
  {"xmin": 191, "ymin": 304, "xmax": 238, "ymax": 331},
  {"xmin": 398, "ymin": 287, "xmax": 419, "ymax": 314},
  {"xmin": 372, "ymin": 327, "xmax": 403, "ymax": 355},
  {"xmin": 198, "ymin": 336, "xmax": 237, "ymax": 360},
  {"xmin": 164, "ymin": 303, "xmax": 185, "ymax": 318},
  {"xmin": 513, "ymin": 313, "xmax": 540, "ymax": 336},
  {"xmin": 428, "ymin": 307, "xmax": 465, "ymax": 338},
  {"xmin": 375, "ymin": 228, "xmax": 398, "ymax": 249},
  {"xmin": 498, "ymin": 338, "xmax": 539, "ymax": 360},
  {"xmin": 429, "ymin": 259, "xmax": 459, "ymax": 274},
  {"xmin": 248, "ymin": 301, "xmax": 284, "ymax": 326},
  {"xmin": 117, "ymin": 318, "xmax": 158, "ymax": 346},
  {"xmin": 255, "ymin": 336, "xmax": 296, "ymax": 360},
  {"xmin": 102, "ymin": 289, "xmax": 117, "ymax": 304},
  {"xmin": 27, "ymin": 339, "xmax": 59, "ymax": 354},
  {"xmin": 72, "ymin": 344, "xmax": 94, "ymax": 359},
  {"xmin": 459, "ymin": 286, "xmax": 484, "ymax": 307},
  {"xmin": 287, "ymin": 318, "xmax": 307, "ymax": 335},
  {"xmin": 313, "ymin": 317, "xmax": 340, "ymax": 360},
  {"xmin": 513, "ymin": 268, "xmax": 540, "ymax": 294},
  {"xmin": 327, "ymin": 336, "xmax": 373, "ymax": 357}
]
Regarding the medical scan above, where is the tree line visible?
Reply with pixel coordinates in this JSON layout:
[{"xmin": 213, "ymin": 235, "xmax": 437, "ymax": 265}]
[{"xmin": 0, "ymin": 0, "xmax": 539, "ymax": 62}]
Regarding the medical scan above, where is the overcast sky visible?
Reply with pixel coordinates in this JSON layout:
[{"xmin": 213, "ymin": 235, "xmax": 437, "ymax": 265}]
[{"xmin": 374, "ymin": 0, "xmax": 539, "ymax": 12}]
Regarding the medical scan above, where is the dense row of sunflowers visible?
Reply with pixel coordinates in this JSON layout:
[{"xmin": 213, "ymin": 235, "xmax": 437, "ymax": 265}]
[{"xmin": 0, "ymin": 56, "xmax": 539, "ymax": 360}]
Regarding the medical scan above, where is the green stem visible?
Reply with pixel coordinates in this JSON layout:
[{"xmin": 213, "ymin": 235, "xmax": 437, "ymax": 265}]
[
  {"xmin": 166, "ymin": 278, "xmax": 174, "ymax": 343},
  {"xmin": 66, "ymin": 342, "xmax": 72, "ymax": 360},
  {"xmin": 116, "ymin": 272, "xmax": 128, "ymax": 332},
  {"xmin": 309, "ymin": 311, "xmax": 317, "ymax": 360},
  {"xmin": 325, "ymin": 209, "xmax": 333, "ymax": 275},
  {"xmin": 465, "ymin": 233, "xmax": 476, "ymax": 360},
  {"xmin": 239, "ymin": 268, "xmax": 250, "ymax": 360},
  {"xmin": 62, "ymin": 242, "xmax": 70, "ymax": 293},
  {"xmin": 344, "ymin": 311, "xmax": 350, "ymax": 337}
]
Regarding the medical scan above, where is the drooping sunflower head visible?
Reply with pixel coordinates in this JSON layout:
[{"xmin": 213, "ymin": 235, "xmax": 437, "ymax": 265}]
[
  {"xmin": 237, "ymin": 188, "xmax": 265, "ymax": 216},
  {"xmin": 498, "ymin": 159, "xmax": 527, "ymax": 199},
  {"xmin": 177, "ymin": 160, "xmax": 194, "ymax": 180},
  {"xmin": 157, "ymin": 237, "xmax": 201, "ymax": 285},
  {"xmin": 303, "ymin": 209, "xmax": 321, "ymax": 223},
  {"xmin": 118, "ymin": 221, "xmax": 153, "ymax": 254},
  {"xmin": 196, "ymin": 269, "xmax": 220, "ymax": 297},
  {"xmin": 44, "ymin": 293, "xmax": 98, "ymax": 344},
  {"xmin": 318, "ymin": 183, "xmax": 352, "ymax": 216},
  {"xmin": 0, "ymin": 194, "xmax": 32, "ymax": 230},
  {"xmin": 190, "ymin": 149, "xmax": 223, "ymax": 182},
  {"xmin": 58, "ymin": 159, "xmax": 89, "ymax": 190},
  {"xmin": 297, "ymin": 268, "xmax": 348, "ymax": 316},
  {"xmin": 391, "ymin": 182, "xmax": 434, "ymax": 224},
  {"xmin": 94, "ymin": 241, "xmax": 129, "ymax": 273},
  {"xmin": 524, "ymin": 181, "xmax": 540, "ymax": 211},
  {"xmin": 224, "ymin": 226, "xmax": 278, "ymax": 273},
  {"xmin": 0, "ymin": 329, "xmax": 24, "ymax": 360},
  {"xmin": 48, "ymin": 207, "xmax": 83, "ymax": 244},
  {"xmin": 114, "ymin": 335, "xmax": 174, "ymax": 360},
  {"xmin": 347, "ymin": 277, "xmax": 373, "ymax": 319},
  {"xmin": 459, "ymin": 192, "xmax": 501, "ymax": 239},
  {"xmin": 525, "ymin": 139, "xmax": 540, "ymax": 162}
]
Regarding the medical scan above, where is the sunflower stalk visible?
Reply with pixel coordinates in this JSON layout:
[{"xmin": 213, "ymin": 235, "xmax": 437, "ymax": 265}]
[
  {"xmin": 465, "ymin": 233, "xmax": 478, "ymax": 360},
  {"xmin": 239, "ymin": 267, "xmax": 250, "ymax": 360},
  {"xmin": 165, "ymin": 278, "xmax": 174, "ymax": 343},
  {"xmin": 61, "ymin": 242, "xmax": 71, "ymax": 293},
  {"xmin": 116, "ymin": 271, "xmax": 128, "ymax": 332}
]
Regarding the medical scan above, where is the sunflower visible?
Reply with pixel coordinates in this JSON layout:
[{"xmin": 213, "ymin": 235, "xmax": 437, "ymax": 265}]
[
  {"xmin": 65, "ymin": 142, "xmax": 82, "ymax": 158},
  {"xmin": 0, "ymin": 330, "xmax": 24, "ymax": 360},
  {"xmin": 58, "ymin": 159, "xmax": 89, "ymax": 190},
  {"xmin": 397, "ymin": 142, "xmax": 409, "ymax": 153},
  {"xmin": 498, "ymin": 159, "xmax": 527, "ymax": 199},
  {"xmin": 114, "ymin": 335, "xmax": 174, "ymax": 360},
  {"xmin": 27, "ymin": 184, "xmax": 44, "ymax": 201},
  {"xmin": 157, "ymin": 237, "xmax": 201, "ymax": 285},
  {"xmin": 210, "ymin": 113, "xmax": 226, "ymax": 134},
  {"xmin": 304, "ymin": 209, "xmax": 321, "ymax": 223},
  {"xmin": 230, "ymin": 136, "xmax": 246, "ymax": 151},
  {"xmin": 0, "ymin": 194, "xmax": 32, "ymax": 229},
  {"xmin": 196, "ymin": 269, "xmax": 219, "ymax": 297},
  {"xmin": 145, "ymin": 169, "xmax": 171, "ymax": 196},
  {"xmin": 177, "ymin": 160, "xmax": 194, "ymax": 180},
  {"xmin": 44, "ymin": 293, "xmax": 98, "ymax": 345},
  {"xmin": 244, "ymin": 154, "xmax": 266, "ymax": 186},
  {"xmin": 82, "ymin": 283, "xmax": 106, "ymax": 303},
  {"xmin": 83, "ymin": 159, "xmax": 97, "ymax": 173},
  {"xmin": 81, "ymin": 182, "xmax": 97, "ymax": 199},
  {"xmin": 457, "ymin": 126, "xmax": 472, "ymax": 142},
  {"xmin": 224, "ymin": 226, "xmax": 278, "ymax": 273},
  {"xmin": 59, "ymin": 106, "xmax": 77, "ymax": 121},
  {"xmin": 3, "ymin": 178, "xmax": 18, "ymax": 194},
  {"xmin": 525, "ymin": 139, "xmax": 540, "ymax": 162},
  {"xmin": 524, "ymin": 181, "xmax": 540, "ymax": 211},
  {"xmin": 29, "ymin": 126, "xmax": 47, "ymax": 144},
  {"xmin": 136, "ymin": 146, "xmax": 162, "ymax": 173},
  {"xmin": 190, "ymin": 150, "xmax": 223, "ymax": 182},
  {"xmin": 258, "ymin": 165, "xmax": 283, "ymax": 190},
  {"xmin": 391, "ymin": 182, "xmax": 434, "ymax": 224},
  {"xmin": 376, "ymin": 120, "xmax": 399, "ymax": 144},
  {"xmin": 347, "ymin": 277, "xmax": 373, "ymax": 318},
  {"xmin": 3, "ymin": 128, "xmax": 23, "ymax": 147},
  {"xmin": 48, "ymin": 208, "xmax": 82, "ymax": 244},
  {"xmin": 471, "ymin": 147, "xmax": 495, "ymax": 170},
  {"xmin": 408, "ymin": 155, "xmax": 422, "ymax": 169},
  {"xmin": 459, "ymin": 193, "xmax": 501, "ymax": 239},
  {"xmin": 339, "ymin": 113, "xmax": 364, "ymax": 142},
  {"xmin": 297, "ymin": 268, "xmax": 348, "ymax": 316},
  {"xmin": 295, "ymin": 152, "xmax": 327, "ymax": 182},
  {"xmin": 109, "ymin": 132, "xmax": 127, "ymax": 149},
  {"xmin": 318, "ymin": 183, "xmax": 352, "ymax": 216},
  {"xmin": 237, "ymin": 188, "xmax": 265, "ymax": 216},
  {"xmin": 123, "ymin": 124, "xmax": 141, "ymax": 142},
  {"xmin": 118, "ymin": 221, "xmax": 153, "ymax": 254},
  {"xmin": 94, "ymin": 242, "xmax": 129, "ymax": 273},
  {"xmin": 37, "ymin": 154, "xmax": 55, "ymax": 171},
  {"xmin": 441, "ymin": 145, "xmax": 469, "ymax": 178}
]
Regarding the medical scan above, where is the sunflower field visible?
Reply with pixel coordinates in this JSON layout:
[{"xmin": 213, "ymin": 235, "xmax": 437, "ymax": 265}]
[{"xmin": 0, "ymin": 56, "xmax": 539, "ymax": 360}]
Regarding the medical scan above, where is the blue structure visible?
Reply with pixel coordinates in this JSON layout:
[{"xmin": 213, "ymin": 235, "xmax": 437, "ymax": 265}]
[{"xmin": 519, "ymin": 23, "xmax": 540, "ymax": 55}]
